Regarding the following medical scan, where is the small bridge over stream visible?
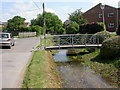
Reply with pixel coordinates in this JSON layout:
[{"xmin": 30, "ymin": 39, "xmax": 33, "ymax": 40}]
[{"xmin": 41, "ymin": 34, "xmax": 106, "ymax": 50}]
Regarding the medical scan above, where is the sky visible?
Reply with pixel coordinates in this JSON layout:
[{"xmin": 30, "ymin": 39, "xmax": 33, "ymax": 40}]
[{"xmin": 1, "ymin": 0, "xmax": 119, "ymax": 23}]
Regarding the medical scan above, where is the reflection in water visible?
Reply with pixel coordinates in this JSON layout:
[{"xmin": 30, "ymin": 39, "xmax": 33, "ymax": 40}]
[
  {"xmin": 53, "ymin": 50, "xmax": 112, "ymax": 88},
  {"xmin": 54, "ymin": 50, "xmax": 69, "ymax": 62}
]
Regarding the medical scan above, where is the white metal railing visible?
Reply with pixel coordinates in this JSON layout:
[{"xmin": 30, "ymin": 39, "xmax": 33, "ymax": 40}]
[{"xmin": 42, "ymin": 34, "xmax": 109, "ymax": 48}]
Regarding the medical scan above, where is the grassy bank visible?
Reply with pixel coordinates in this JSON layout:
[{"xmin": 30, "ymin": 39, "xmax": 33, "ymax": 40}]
[
  {"xmin": 67, "ymin": 49, "xmax": 120, "ymax": 87},
  {"xmin": 22, "ymin": 50, "xmax": 62, "ymax": 88}
]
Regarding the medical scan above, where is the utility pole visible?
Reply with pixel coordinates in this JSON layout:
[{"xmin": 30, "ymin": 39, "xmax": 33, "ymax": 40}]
[
  {"xmin": 43, "ymin": 3, "xmax": 46, "ymax": 48},
  {"xmin": 100, "ymin": 4, "xmax": 105, "ymax": 31}
]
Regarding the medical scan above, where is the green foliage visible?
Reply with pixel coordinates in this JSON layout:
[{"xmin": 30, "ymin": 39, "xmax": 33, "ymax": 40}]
[
  {"xmin": 2, "ymin": 27, "xmax": 7, "ymax": 31},
  {"xmin": 98, "ymin": 23, "xmax": 106, "ymax": 31},
  {"xmin": 116, "ymin": 25, "xmax": 120, "ymax": 35},
  {"xmin": 19, "ymin": 25, "xmax": 44, "ymax": 36},
  {"xmin": 80, "ymin": 23, "xmax": 104, "ymax": 34},
  {"xmin": 66, "ymin": 22, "xmax": 79, "ymax": 34},
  {"xmin": 31, "ymin": 12, "xmax": 63, "ymax": 34},
  {"xmin": 100, "ymin": 36, "xmax": 120, "ymax": 59},
  {"xmin": 94, "ymin": 31, "xmax": 111, "ymax": 44},
  {"xmin": 69, "ymin": 9, "xmax": 87, "ymax": 25},
  {"xmin": 19, "ymin": 26, "xmax": 29, "ymax": 32},
  {"xmin": 57, "ymin": 27, "xmax": 65, "ymax": 34},
  {"xmin": 7, "ymin": 16, "xmax": 26, "ymax": 31},
  {"xmin": 30, "ymin": 25, "xmax": 44, "ymax": 36}
]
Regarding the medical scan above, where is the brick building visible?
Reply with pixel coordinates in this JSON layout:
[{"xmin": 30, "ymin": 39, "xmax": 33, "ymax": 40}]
[
  {"xmin": 83, "ymin": 3, "xmax": 119, "ymax": 32},
  {"xmin": 118, "ymin": 1, "xmax": 120, "ymax": 26}
]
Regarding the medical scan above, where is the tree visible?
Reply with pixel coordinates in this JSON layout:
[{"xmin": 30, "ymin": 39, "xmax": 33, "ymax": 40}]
[
  {"xmin": 31, "ymin": 12, "xmax": 63, "ymax": 34},
  {"xmin": 30, "ymin": 25, "xmax": 44, "ymax": 36},
  {"xmin": 57, "ymin": 27, "xmax": 65, "ymax": 34},
  {"xmin": 69, "ymin": 9, "xmax": 87, "ymax": 25},
  {"xmin": 7, "ymin": 16, "xmax": 26, "ymax": 31},
  {"xmin": 66, "ymin": 22, "xmax": 79, "ymax": 34}
]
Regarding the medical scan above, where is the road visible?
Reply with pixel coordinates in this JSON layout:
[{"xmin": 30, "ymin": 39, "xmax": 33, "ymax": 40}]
[{"xmin": 0, "ymin": 37, "xmax": 40, "ymax": 88}]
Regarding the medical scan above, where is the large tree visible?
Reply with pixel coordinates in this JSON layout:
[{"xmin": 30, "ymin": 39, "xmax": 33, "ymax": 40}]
[
  {"xmin": 31, "ymin": 12, "xmax": 63, "ymax": 34},
  {"xmin": 7, "ymin": 16, "xmax": 26, "ymax": 31},
  {"xmin": 69, "ymin": 9, "xmax": 87, "ymax": 25},
  {"xmin": 66, "ymin": 22, "xmax": 79, "ymax": 34}
]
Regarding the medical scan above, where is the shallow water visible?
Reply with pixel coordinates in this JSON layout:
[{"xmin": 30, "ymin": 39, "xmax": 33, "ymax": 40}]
[
  {"xmin": 54, "ymin": 50, "xmax": 69, "ymax": 62},
  {"xmin": 53, "ymin": 50, "xmax": 112, "ymax": 88}
]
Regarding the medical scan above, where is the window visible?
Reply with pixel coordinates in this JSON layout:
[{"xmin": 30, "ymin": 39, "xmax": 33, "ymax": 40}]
[
  {"xmin": 0, "ymin": 34, "xmax": 9, "ymax": 38},
  {"xmin": 99, "ymin": 14, "xmax": 102, "ymax": 18},
  {"xmin": 108, "ymin": 13, "xmax": 114, "ymax": 17},
  {"xmin": 108, "ymin": 23, "xmax": 114, "ymax": 28}
]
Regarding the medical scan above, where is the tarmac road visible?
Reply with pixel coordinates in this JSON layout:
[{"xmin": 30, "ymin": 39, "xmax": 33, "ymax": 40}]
[{"xmin": 0, "ymin": 37, "xmax": 40, "ymax": 88}]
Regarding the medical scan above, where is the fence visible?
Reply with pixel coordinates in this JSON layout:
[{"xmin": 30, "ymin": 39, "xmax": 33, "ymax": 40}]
[
  {"xmin": 19, "ymin": 32, "xmax": 36, "ymax": 37},
  {"xmin": 44, "ymin": 34, "xmax": 109, "ymax": 48}
]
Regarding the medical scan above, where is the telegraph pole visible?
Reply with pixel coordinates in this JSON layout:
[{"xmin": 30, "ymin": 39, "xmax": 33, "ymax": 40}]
[{"xmin": 43, "ymin": 3, "xmax": 46, "ymax": 48}]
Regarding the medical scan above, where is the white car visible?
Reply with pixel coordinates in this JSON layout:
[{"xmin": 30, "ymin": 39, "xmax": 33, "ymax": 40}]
[{"xmin": 0, "ymin": 33, "xmax": 15, "ymax": 49}]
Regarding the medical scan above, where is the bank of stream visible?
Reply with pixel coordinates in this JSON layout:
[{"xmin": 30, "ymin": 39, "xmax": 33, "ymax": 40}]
[{"xmin": 53, "ymin": 50, "xmax": 113, "ymax": 88}]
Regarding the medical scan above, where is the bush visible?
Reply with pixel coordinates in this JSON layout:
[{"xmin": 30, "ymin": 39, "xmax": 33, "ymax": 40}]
[
  {"xmin": 30, "ymin": 25, "xmax": 44, "ymax": 36},
  {"xmin": 100, "ymin": 36, "xmax": 120, "ymax": 59},
  {"xmin": 66, "ymin": 22, "xmax": 79, "ymax": 34},
  {"xmin": 94, "ymin": 31, "xmax": 111, "ymax": 44},
  {"xmin": 19, "ymin": 26, "xmax": 29, "ymax": 32},
  {"xmin": 116, "ymin": 25, "xmax": 120, "ymax": 35},
  {"xmin": 57, "ymin": 27, "xmax": 65, "ymax": 34},
  {"xmin": 80, "ymin": 22, "xmax": 105, "ymax": 34}
]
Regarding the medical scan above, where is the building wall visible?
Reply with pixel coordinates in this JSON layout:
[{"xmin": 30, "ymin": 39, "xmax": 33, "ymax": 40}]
[
  {"xmin": 118, "ymin": 8, "xmax": 120, "ymax": 26},
  {"xmin": 83, "ymin": 3, "xmax": 118, "ymax": 32}
]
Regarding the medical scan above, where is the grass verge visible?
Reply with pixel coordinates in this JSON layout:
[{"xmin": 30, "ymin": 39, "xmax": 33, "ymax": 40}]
[
  {"xmin": 22, "ymin": 50, "xmax": 62, "ymax": 88},
  {"xmin": 67, "ymin": 49, "xmax": 120, "ymax": 87}
]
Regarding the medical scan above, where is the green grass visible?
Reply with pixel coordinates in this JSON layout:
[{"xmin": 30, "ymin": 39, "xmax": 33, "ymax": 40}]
[
  {"xmin": 37, "ymin": 36, "xmax": 54, "ymax": 48},
  {"xmin": 22, "ymin": 50, "xmax": 62, "ymax": 88},
  {"xmin": 68, "ymin": 49, "xmax": 120, "ymax": 87},
  {"xmin": 23, "ymin": 50, "xmax": 46, "ymax": 88}
]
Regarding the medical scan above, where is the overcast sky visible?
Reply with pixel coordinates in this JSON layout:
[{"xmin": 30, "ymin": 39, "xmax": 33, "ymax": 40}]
[{"xmin": 1, "ymin": 0, "xmax": 119, "ymax": 23}]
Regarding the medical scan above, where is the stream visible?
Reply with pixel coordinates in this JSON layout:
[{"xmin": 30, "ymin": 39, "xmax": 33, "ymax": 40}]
[{"xmin": 53, "ymin": 50, "xmax": 112, "ymax": 88}]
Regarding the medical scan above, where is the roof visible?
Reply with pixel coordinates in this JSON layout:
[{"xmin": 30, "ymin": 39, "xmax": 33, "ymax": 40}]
[{"xmin": 83, "ymin": 3, "xmax": 117, "ymax": 14}]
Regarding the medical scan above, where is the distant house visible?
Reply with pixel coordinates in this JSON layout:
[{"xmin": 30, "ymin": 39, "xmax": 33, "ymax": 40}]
[
  {"xmin": 83, "ymin": 3, "xmax": 119, "ymax": 32},
  {"xmin": 24, "ymin": 22, "xmax": 30, "ymax": 27},
  {"xmin": 1, "ymin": 22, "xmax": 30, "ymax": 28},
  {"xmin": 0, "ymin": 21, "xmax": 7, "ymax": 32}
]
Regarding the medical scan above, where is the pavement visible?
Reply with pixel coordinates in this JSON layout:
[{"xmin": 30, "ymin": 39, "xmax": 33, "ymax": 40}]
[{"xmin": 0, "ymin": 37, "xmax": 40, "ymax": 88}]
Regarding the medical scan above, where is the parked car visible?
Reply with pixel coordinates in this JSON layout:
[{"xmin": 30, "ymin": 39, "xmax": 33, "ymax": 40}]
[{"xmin": 0, "ymin": 33, "xmax": 15, "ymax": 49}]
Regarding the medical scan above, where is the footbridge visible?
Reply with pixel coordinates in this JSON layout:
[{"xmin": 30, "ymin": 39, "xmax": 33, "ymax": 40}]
[{"xmin": 41, "ymin": 34, "xmax": 106, "ymax": 50}]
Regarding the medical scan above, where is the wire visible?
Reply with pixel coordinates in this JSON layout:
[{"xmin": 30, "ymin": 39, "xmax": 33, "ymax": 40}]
[{"xmin": 31, "ymin": 0, "xmax": 41, "ymax": 9}]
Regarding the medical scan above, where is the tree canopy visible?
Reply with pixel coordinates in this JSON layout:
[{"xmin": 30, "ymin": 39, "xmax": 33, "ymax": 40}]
[
  {"xmin": 31, "ymin": 12, "xmax": 63, "ymax": 34},
  {"xmin": 68, "ymin": 9, "xmax": 87, "ymax": 25},
  {"xmin": 66, "ymin": 22, "xmax": 79, "ymax": 34},
  {"xmin": 7, "ymin": 16, "xmax": 26, "ymax": 31}
]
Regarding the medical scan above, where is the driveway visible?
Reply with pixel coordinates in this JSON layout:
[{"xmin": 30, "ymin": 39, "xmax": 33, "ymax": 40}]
[{"xmin": 0, "ymin": 37, "xmax": 40, "ymax": 88}]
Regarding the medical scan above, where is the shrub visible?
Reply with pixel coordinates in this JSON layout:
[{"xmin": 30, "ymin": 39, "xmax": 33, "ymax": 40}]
[
  {"xmin": 97, "ymin": 23, "xmax": 106, "ymax": 31},
  {"xmin": 100, "ymin": 36, "xmax": 120, "ymax": 59},
  {"xmin": 80, "ymin": 22, "xmax": 105, "ymax": 34},
  {"xmin": 66, "ymin": 22, "xmax": 79, "ymax": 34},
  {"xmin": 19, "ymin": 26, "xmax": 29, "ymax": 32},
  {"xmin": 57, "ymin": 27, "xmax": 65, "ymax": 34},
  {"xmin": 94, "ymin": 31, "xmax": 111, "ymax": 44},
  {"xmin": 30, "ymin": 25, "xmax": 44, "ymax": 36},
  {"xmin": 116, "ymin": 25, "xmax": 120, "ymax": 35}
]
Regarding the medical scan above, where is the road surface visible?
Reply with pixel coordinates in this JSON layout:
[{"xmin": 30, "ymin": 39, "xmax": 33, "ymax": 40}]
[{"xmin": 0, "ymin": 37, "xmax": 40, "ymax": 88}]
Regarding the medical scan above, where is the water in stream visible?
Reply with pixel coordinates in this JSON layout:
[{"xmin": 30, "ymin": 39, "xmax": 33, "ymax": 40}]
[{"xmin": 53, "ymin": 50, "xmax": 112, "ymax": 88}]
